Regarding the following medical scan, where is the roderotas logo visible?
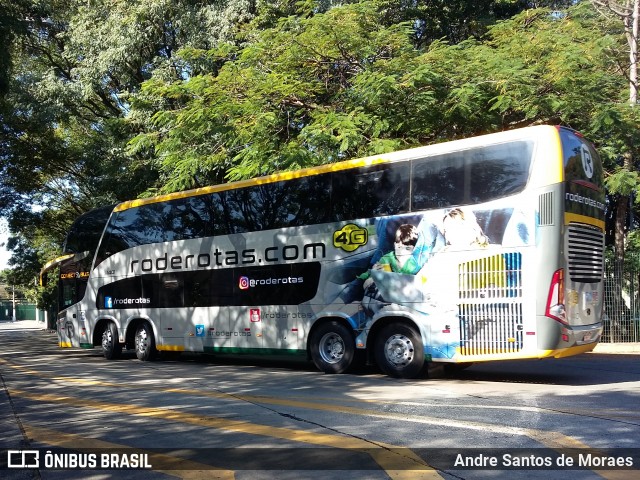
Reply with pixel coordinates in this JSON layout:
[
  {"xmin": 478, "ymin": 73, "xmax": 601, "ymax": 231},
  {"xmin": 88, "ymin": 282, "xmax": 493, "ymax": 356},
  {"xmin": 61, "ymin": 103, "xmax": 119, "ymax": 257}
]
[
  {"xmin": 104, "ymin": 296, "xmax": 151, "ymax": 308},
  {"xmin": 238, "ymin": 275, "xmax": 303, "ymax": 290}
]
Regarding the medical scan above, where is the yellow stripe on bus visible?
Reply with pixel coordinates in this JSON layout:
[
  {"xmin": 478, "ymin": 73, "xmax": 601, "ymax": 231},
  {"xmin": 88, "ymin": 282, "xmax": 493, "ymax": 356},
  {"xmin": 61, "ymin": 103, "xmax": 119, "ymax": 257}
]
[
  {"xmin": 114, "ymin": 156, "xmax": 389, "ymax": 212},
  {"xmin": 454, "ymin": 343, "xmax": 597, "ymax": 361},
  {"xmin": 157, "ymin": 345, "xmax": 186, "ymax": 352},
  {"xmin": 565, "ymin": 213, "xmax": 605, "ymax": 231}
]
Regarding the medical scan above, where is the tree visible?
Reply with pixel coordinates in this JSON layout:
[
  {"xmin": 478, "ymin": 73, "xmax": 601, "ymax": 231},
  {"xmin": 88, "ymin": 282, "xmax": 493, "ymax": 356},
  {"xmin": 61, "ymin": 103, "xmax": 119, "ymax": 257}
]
[
  {"xmin": 591, "ymin": 1, "xmax": 640, "ymax": 266},
  {"xmin": 1, "ymin": 0, "xmax": 262, "ymax": 305},
  {"xmin": 1, "ymin": 0, "xmax": 638, "ymax": 307},
  {"xmin": 128, "ymin": 2, "xmax": 429, "ymax": 190}
]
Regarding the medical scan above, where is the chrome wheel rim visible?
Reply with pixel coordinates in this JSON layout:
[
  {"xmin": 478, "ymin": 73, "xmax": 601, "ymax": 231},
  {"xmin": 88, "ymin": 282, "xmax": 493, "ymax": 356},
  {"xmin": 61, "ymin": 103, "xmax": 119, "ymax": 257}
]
[
  {"xmin": 384, "ymin": 334, "xmax": 414, "ymax": 367},
  {"xmin": 136, "ymin": 328, "xmax": 149, "ymax": 354},
  {"xmin": 318, "ymin": 332, "xmax": 345, "ymax": 364},
  {"xmin": 102, "ymin": 328, "xmax": 114, "ymax": 351}
]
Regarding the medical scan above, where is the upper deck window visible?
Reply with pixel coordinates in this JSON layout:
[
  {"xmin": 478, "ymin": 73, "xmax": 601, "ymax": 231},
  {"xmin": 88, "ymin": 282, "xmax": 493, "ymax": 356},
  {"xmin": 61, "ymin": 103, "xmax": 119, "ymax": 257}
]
[{"xmin": 411, "ymin": 141, "xmax": 533, "ymax": 210}]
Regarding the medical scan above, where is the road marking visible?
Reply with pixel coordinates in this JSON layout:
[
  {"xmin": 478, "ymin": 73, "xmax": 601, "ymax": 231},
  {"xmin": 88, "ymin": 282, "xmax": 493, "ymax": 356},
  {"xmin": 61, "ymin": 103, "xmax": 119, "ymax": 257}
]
[
  {"xmin": 23, "ymin": 424, "xmax": 233, "ymax": 480},
  {"xmin": 10, "ymin": 389, "xmax": 439, "ymax": 479},
  {"xmin": 4, "ymin": 357, "xmax": 636, "ymax": 479}
]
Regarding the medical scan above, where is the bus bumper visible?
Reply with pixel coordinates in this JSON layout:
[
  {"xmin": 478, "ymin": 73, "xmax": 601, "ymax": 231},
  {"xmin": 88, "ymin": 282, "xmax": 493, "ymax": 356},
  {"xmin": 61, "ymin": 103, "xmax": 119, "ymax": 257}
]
[{"xmin": 537, "ymin": 318, "xmax": 603, "ymax": 358}]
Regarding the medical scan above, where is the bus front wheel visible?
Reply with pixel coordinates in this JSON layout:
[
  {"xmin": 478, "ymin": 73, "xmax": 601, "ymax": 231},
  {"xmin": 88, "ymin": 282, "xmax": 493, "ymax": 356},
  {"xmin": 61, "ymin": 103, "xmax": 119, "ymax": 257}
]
[
  {"xmin": 135, "ymin": 322, "xmax": 156, "ymax": 361},
  {"xmin": 309, "ymin": 321, "xmax": 355, "ymax": 374},
  {"xmin": 374, "ymin": 323, "xmax": 425, "ymax": 379},
  {"xmin": 102, "ymin": 322, "xmax": 122, "ymax": 360}
]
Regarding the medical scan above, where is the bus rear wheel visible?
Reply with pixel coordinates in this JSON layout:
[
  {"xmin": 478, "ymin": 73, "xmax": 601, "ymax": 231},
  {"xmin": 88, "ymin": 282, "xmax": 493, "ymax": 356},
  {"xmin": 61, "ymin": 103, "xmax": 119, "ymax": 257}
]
[
  {"xmin": 135, "ymin": 322, "xmax": 156, "ymax": 361},
  {"xmin": 310, "ymin": 321, "xmax": 355, "ymax": 374},
  {"xmin": 374, "ymin": 323, "xmax": 425, "ymax": 379},
  {"xmin": 102, "ymin": 322, "xmax": 122, "ymax": 360}
]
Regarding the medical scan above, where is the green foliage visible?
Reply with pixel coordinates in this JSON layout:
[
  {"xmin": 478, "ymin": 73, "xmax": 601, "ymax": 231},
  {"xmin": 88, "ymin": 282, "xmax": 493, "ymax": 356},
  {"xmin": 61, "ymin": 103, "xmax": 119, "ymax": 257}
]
[
  {"xmin": 606, "ymin": 168, "xmax": 640, "ymax": 196},
  {"xmin": 129, "ymin": 2, "xmax": 423, "ymax": 188},
  {"xmin": 2, "ymin": 0, "xmax": 640, "ymax": 300}
]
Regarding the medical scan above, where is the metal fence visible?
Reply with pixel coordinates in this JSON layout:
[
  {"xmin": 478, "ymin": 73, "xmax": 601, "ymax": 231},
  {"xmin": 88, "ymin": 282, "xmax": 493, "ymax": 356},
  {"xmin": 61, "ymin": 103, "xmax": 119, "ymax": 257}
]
[
  {"xmin": 603, "ymin": 253, "xmax": 640, "ymax": 343},
  {"xmin": 0, "ymin": 302, "xmax": 37, "ymax": 321}
]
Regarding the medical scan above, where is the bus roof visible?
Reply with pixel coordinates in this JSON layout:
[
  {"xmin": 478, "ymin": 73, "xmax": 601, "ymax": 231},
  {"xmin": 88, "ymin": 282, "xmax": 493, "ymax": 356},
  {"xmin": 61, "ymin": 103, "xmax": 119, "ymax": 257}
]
[{"xmin": 114, "ymin": 125, "xmax": 561, "ymax": 213}]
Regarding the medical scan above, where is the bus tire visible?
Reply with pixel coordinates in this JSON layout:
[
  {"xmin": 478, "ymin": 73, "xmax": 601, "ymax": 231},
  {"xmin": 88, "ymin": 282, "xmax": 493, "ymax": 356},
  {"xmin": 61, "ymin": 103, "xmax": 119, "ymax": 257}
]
[
  {"xmin": 102, "ymin": 322, "xmax": 122, "ymax": 360},
  {"xmin": 374, "ymin": 323, "xmax": 425, "ymax": 379},
  {"xmin": 135, "ymin": 322, "xmax": 156, "ymax": 361},
  {"xmin": 309, "ymin": 321, "xmax": 355, "ymax": 374}
]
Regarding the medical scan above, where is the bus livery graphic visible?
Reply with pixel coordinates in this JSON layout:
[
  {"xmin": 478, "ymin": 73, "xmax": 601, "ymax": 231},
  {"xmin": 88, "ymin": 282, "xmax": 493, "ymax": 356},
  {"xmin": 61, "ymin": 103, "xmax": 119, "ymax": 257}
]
[{"xmin": 42, "ymin": 126, "xmax": 605, "ymax": 378}]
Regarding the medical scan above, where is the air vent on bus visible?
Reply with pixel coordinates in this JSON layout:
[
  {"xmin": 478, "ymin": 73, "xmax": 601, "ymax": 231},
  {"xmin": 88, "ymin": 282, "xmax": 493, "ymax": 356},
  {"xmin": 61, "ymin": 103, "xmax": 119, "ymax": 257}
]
[
  {"xmin": 566, "ymin": 224, "xmax": 604, "ymax": 283},
  {"xmin": 459, "ymin": 303, "xmax": 524, "ymax": 355},
  {"xmin": 458, "ymin": 252, "xmax": 524, "ymax": 356},
  {"xmin": 538, "ymin": 192, "xmax": 554, "ymax": 226}
]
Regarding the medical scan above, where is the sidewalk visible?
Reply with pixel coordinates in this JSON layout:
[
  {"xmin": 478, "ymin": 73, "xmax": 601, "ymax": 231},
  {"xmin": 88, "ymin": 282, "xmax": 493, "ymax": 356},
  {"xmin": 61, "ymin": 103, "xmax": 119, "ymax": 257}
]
[
  {"xmin": 591, "ymin": 342, "xmax": 640, "ymax": 354},
  {"xmin": 0, "ymin": 319, "xmax": 49, "ymax": 331}
]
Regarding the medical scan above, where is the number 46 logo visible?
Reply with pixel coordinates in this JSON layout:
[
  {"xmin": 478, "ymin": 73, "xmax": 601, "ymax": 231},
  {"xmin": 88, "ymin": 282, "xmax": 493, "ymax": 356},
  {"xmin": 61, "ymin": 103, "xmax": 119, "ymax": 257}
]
[{"xmin": 333, "ymin": 224, "xmax": 368, "ymax": 252}]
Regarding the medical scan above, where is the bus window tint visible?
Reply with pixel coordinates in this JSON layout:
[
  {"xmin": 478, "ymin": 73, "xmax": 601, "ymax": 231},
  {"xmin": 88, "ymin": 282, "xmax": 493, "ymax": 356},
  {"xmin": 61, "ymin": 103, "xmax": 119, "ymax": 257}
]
[
  {"xmin": 469, "ymin": 142, "xmax": 532, "ymax": 203},
  {"xmin": 168, "ymin": 195, "xmax": 214, "ymax": 239},
  {"xmin": 115, "ymin": 198, "xmax": 211, "ymax": 246},
  {"xmin": 95, "ymin": 196, "xmax": 213, "ymax": 264},
  {"xmin": 213, "ymin": 175, "xmax": 332, "ymax": 234},
  {"xmin": 286, "ymin": 175, "xmax": 332, "ymax": 226},
  {"xmin": 412, "ymin": 142, "xmax": 532, "ymax": 210},
  {"xmin": 559, "ymin": 128, "xmax": 604, "ymax": 189},
  {"xmin": 411, "ymin": 154, "xmax": 465, "ymax": 209},
  {"xmin": 331, "ymin": 162, "xmax": 410, "ymax": 220},
  {"xmin": 63, "ymin": 205, "xmax": 114, "ymax": 254}
]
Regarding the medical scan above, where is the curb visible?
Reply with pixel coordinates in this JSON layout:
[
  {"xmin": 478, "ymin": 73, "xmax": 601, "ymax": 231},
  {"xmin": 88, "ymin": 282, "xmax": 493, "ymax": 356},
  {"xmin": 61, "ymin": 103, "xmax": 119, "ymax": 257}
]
[{"xmin": 591, "ymin": 343, "xmax": 640, "ymax": 355}]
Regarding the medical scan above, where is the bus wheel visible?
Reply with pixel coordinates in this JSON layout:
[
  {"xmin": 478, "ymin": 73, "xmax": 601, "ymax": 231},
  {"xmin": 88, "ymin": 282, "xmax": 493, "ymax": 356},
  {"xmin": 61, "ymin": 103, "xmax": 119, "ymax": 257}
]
[
  {"xmin": 135, "ymin": 323, "xmax": 156, "ymax": 361},
  {"xmin": 310, "ymin": 321, "xmax": 355, "ymax": 374},
  {"xmin": 102, "ymin": 322, "xmax": 122, "ymax": 360},
  {"xmin": 374, "ymin": 323, "xmax": 425, "ymax": 379}
]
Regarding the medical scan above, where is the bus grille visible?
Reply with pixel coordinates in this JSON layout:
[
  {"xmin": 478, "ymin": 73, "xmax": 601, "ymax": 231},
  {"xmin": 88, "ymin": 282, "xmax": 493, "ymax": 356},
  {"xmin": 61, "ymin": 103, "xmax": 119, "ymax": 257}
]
[
  {"xmin": 458, "ymin": 252, "xmax": 524, "ymax": 356},
  {"xmin": 566, "ymin": 224, "xmax": 604, "ymax": 283}
]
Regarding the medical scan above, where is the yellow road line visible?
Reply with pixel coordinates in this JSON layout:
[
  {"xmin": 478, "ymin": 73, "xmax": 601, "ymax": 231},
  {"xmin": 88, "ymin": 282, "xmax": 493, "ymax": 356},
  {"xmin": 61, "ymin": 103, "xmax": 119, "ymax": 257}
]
[
  {"xmin": 4, "ymin": 357, "xmax": 634, "ymax": 478},
  {"xmin": 10, "ymin": 389, "xmax": 439, "ymax": 480},
  {"xmin": 23, "ymin": 424, "xmax": 233, "ymax": 480}
]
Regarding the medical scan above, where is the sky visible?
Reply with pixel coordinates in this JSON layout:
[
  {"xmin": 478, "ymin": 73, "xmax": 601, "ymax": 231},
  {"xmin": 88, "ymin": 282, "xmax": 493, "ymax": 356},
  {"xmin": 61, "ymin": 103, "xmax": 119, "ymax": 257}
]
[{"xmin": 0, "ymin": 219, "xmax": 11, "ymax": 270}]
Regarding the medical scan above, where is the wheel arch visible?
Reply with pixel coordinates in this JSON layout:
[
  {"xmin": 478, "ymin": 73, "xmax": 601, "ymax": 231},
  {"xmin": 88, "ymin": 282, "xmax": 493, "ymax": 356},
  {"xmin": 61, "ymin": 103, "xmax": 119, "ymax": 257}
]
[
  {"xmin": 365, "ymin": 314, "xmax": 424, "ymax": 364},
  {"xmin": 124, "ymin": 316, "xmax": 158, "ymax": 350},
  {"xmin": 306, "ymin": 315, "xmax": 355, "ymax": 361},
  {"xmin": 93, "ymin": 316, "xmax": 120, "ymax": 347}
]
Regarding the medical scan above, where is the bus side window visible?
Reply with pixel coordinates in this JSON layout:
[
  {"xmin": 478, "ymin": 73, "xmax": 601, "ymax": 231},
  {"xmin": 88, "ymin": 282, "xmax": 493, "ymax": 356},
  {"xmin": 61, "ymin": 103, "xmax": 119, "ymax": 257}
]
[
  {"xmin": 162, "ymin": 196, "xmax": 212, "ymax": 240},
  {"xmin": 93, "ymin": 205, "xmax": 169, "ymax": 266},
  {"xmin": 284, "ymin": 175, "xmax": 332, "ymax": 226},
  {"xmin": 411, "ymin": 142, "xmax": 533, "ymax": 211},
  {"xmin": 411, "ymin": 154, "xmax": 466, "ymax": 210},
  {"xmin": 212, "ymin": 174, "xmax": 332, "ymax": 235},
  {"xmin": 331, "ymin": 162, "xmax": 410, "ymax": 221},
  {"xmin": 469, "ymin": 142, "xmax": 531, "ymax": 203},
  {"xmin": 94, "ymin": 213, "xmax": 122, "ymax": 267}
]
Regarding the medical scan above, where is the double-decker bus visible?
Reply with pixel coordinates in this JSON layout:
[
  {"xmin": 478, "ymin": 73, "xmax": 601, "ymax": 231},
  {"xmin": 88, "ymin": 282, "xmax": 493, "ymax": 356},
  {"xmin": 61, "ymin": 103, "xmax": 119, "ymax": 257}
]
[{"xmin": 42, "ymin": 125, "xmax": 605, "ymax": 378}]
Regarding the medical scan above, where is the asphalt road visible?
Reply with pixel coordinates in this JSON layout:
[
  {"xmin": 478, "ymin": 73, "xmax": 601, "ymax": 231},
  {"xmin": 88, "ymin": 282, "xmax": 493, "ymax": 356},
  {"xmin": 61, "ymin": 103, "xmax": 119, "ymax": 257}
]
[{"xmin": 1, "ymin": 321, "xmax": 639, "ymax": 480}]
